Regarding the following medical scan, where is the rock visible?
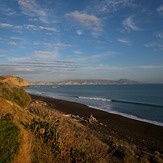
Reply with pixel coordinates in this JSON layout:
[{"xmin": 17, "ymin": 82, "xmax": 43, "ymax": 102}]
[{"xmin": 88, "ymin": 114, "xmax": 98, "ymax": 124}]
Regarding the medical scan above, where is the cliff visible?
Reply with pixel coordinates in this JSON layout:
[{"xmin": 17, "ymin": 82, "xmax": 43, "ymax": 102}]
[{"xmin": 0, "ymin": 75, "xmax": 29, "ymax": 87}]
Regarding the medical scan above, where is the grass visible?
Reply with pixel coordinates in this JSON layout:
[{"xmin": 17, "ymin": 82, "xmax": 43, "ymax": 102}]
[
  {"xmin": 27, "ymin": 103, "xmax": 109, "ymax": 162},
  {"xmin": 0, "ymin": 81, "xmax": 31, "ymax": 107},
  {"xmin": 0, "ymin": 118, "xmax": 20, "ymax": 163}
]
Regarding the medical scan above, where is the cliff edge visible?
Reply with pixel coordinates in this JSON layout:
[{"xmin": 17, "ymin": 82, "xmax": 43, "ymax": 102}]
[{"xmin": 0, "ymin": 75, "xmax": 29, "ymax": 87}]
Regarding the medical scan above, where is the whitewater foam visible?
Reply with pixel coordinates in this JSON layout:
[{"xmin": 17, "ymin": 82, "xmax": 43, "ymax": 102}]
[
  {"xmin": 78, "ymin": 96, "xmax": 112, "ymax": 102},
  {"xmin": 87, "ymin": 105, "xmax": 163, "ymax": 127}
]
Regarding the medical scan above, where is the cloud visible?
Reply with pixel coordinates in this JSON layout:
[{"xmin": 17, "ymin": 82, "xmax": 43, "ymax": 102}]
[
  {"xmin": 24, "ymin": 24, "xmax": 58, "ymax": 32},
  {"xmin": 157, "ymin": 5, "xmax": 163, "ymax": 16},
  {"xmin": 0, "ymin": 23, "xmax": 14, "ymax": 28},
  {"xmin": 17, "ymin": 0, "xmax": 49, "ymax": 23},
  {"xmin": 117, "ymin": 38, "xmax": 132, "ymax": 45},
  {"xmin": 138, "ymin": 65, "xmax": 163, "ymax": 69},
  {"xmin": 65, "ymin": 11, "xmax": 103, "ymax": 36},
  {"xmin": 34, "ymin": 50, "xmax": 56, "ymax": 58},
  {"xmin": 144, "ymin": 41, "xmax": 163, "ymax": 51},
  {"xmin": 47, "ymin": 43, "xmax": 72, "ymax": 48},
  {"xmin": 76, "ymin": 30, "xmax": 83, "ymax": 35},
  {"xmin": 122, "ymin": 16, "xmax": 142, "ymax": 31},
  {"xmin": 154, "ymin": 31, "xmax": 163, "ymax": 38},
  {"xmin": 8, "ymin": 41, "xmax": 17, "ymax": 46},
  {"xmin": 73, "ymin": 50, "xmax": 83, "ymax": 55},
  {"xmin": 0, "ymin": 22, "xmax": 57, "ymax": 32},
  {"xmin": 87, "ymin": 0, "xmax": 135, "ymax": 14},
  {"xmin": 1, "ymin": 7, "xmax": 16, "ymax": 16}
]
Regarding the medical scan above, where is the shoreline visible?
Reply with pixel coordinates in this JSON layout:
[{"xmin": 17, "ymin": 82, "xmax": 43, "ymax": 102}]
[{"xmin": 30, "ymin": 94, "xmax": 163, "ymax": 152}]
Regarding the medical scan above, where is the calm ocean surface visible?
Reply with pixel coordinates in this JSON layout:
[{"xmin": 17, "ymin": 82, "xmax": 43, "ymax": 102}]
[{"xmin": 25, "ymin": 84, "xmax": 163, "ymax": 126}]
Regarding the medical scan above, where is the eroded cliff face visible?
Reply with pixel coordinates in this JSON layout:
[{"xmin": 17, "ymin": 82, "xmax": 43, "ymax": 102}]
[{"xmin": 0, "ymin": 76, "xmax": 29, "ymax": 87}]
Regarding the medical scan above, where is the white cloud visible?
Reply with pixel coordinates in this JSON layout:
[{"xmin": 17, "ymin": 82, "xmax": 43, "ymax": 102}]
[
  {"xmin": 157, "ymin": 5, "xmax": 163, "ymax": 16},
  {"xmin": 154, "ymin": 31, "xmax": 163, "ymax": 38},
  {"xmin": 117, "ymin": 38, "xmax": 132, "ymax": 45},
  {"xmin": 87, "ymin": 0, "xmax": 135, "ymax": 14},
  {"xmin": 39, "ymin": 26, "xmax": 58, "ymax": 32},
  {"xmin": 122, "ymin": 16, "xmax": 142, "ymax": 31},
  {"xmin": 144, "ymin": 41, "xmax": 163, "ymax": 51},
  {"xmin": 8, "ymin": 41, "xmax": 17, "ymax": 46},
  {"xmin": 33, "ymin": 51, "xmax": 56, "ymax": 58},
  {"xmin": 73, "ymin": 50, "xmax": 83, "ymax": 55},
  {"xmin": 0, "ymin": 22, "xmax": 57, "ymax": 32},
  {"xmin": 0, "ymin": 23, "xmax": 13, "ymax": 28},
  {"xmin": 1, "ymin": 7, "xmax": 16, "ymax": 16},
  {"xmin": 17, "ymin": 0, "xmax": 49, "ymax": 23},
  {"xmin": 138, "ymin": 65, "xmax": 163, "ymax": 69},
  {"xmin": 76, "ymin": 30, "xmax": 83, "ymax": 35},
  {"xmin": 65, "ymin": 11, "xmax": 103, "ymax": 36},
  {"xmin": 47, "ymin": 43, "xmax": 72, "ymax": 47}
]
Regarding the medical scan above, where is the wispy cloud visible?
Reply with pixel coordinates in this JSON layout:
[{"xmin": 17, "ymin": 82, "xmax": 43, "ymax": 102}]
[
  {"xmin": 24, "ymin": 24, "xmax": 58, "ymax": 32},
  {"xmin": 157, "ymin": 4, "xmax": 163, "ymax": 16},
  {"xmin": 65, "ymin": 11, "xmax": 103, "ymax": 36},
  {"xmin": 17, "ymin": 0, "xmax": 49, "ymax": 23},
  {"xmin": 154, "ymin": 31, "xmax": 163, "ymax": 38},
  {"xmin": 138, "ymin": 65, "xmax": 163, "ymax": 69},
  {"xmin": 33, "ymin": 51, "xmax": 55, "ymax": 57},
  {"xmin": 0, "ymin": 23, "xmax": 14, "ymax": 28},
  {"xmin": 0, "ymin": 7, "xmax": 16, "ymax": 16},
  {"xmin": 0, "ymin": 22, "xmax": 57, "ymax": 32},
  {"xmin": 8, "ymin": 41, "xmax": 17, "ymax": 46},
  {"xmin": 122, "ymin": 16, "xmax": 142, "ymax": 31},
  {"xmin": 87, "ymin": 0, "xmax": 135, "ymax": 14},
  {"xmin": 76, "ymin": 30, "xmax": 83, "ymax": 35},
  {"xmin": 47, "ymin": 43, "xmax": 72, "ymax": 48},
  {"xmin": 144, "ymin": 41, "xmax": 163, "ymax": 51},
  {"xmin": 117, "ymin": 38, "xmax": 132, "ymax": 45}
]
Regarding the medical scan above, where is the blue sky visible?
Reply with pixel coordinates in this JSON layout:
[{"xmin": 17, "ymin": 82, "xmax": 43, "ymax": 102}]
[{"xmin": 0, "ymin": 0, "xmax": 163, "ymax": 83}]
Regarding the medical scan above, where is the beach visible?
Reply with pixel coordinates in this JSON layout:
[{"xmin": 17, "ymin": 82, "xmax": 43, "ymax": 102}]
[{"xmin": 30, "ymin": 94, "xmax": 163, "ymax": 153}]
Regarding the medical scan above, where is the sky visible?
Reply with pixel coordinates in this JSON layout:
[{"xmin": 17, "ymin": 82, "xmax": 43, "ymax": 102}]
[{"xmin": 0, "ymin": 0, "xmax": 163, "ymax": 83}]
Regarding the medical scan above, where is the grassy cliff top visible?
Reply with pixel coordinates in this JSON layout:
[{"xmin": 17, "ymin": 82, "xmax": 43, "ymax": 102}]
[{"xmin": 0, "ymin": 75, "xmax": 29, "ymax": 87}]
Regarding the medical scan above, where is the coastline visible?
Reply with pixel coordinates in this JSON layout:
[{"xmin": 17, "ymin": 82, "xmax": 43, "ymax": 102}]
[{"xmin": 30, "ymin": 94, "xmax": 163, "ymax": 153}]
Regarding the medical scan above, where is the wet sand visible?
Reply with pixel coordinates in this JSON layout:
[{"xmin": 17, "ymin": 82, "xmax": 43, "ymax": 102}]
[{"xmin": 30, "ymin": 94, "xmax": 163, "ymax": 153}]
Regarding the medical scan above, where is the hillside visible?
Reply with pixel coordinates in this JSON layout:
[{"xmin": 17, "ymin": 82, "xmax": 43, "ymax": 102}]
[{"xmin": 0, "ymin": 76, "xmax": 110, "ymax": 162}]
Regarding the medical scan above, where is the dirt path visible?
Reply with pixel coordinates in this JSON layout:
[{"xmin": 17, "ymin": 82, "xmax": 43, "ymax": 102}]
[{"xmin": 13, "ymin": 123, "xmax": 32, "ymax": 163}]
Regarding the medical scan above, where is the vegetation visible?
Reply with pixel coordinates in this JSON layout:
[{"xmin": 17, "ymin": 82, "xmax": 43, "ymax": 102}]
[
  {"xmin": 0, "ymin": 115, "xmax": 20, "ymax": 163},
  {"xmin": 26, "ymin": 106, "xmax": 109, "ymax": 162},
  {"xmin": 0, "ymin": 76, "xmax": 163, "ymax": 163},
  {"xmin": 0, "ymin": 81, "xmax": 31, "ymax": 107}
]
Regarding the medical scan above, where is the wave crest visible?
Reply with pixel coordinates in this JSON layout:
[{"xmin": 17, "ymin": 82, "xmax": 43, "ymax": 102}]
[{"xmin": 78, "ymin": 96, "xmax": 112, "ymax": 102}]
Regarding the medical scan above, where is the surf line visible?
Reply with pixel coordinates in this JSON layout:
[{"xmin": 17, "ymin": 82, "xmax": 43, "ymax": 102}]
[{"xmin": 112, "ymin": 99, "xmax": 163, "ymax": 108}]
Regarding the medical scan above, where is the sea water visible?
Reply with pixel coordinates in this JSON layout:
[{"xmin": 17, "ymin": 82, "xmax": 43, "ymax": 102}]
[{"xmin": 25, "ymin": 84, "xmax": 163, "ymax": 126}]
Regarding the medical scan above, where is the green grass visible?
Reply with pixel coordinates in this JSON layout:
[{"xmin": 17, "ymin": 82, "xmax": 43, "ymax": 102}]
[
  {"xmin": 0, "ymin": 119, "xmax": 20, "ymax": 163},
  {"xmin": 0, "ymin": 81, "xmax": 31, "ymax": 107}
]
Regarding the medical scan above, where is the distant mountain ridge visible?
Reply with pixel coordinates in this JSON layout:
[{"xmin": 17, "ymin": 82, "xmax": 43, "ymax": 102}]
[{"xmin": 30, "ymin": 79, "xmax": 142, "ymax": 85}]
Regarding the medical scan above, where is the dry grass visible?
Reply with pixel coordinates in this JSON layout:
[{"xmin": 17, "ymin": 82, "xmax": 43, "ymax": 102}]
[
  {"xmin": 27, "ymin": 101, "xmax": 110, "ymax": 162},
  {"xmin": 1, "ymin": 95, "xmax": 162, "ymax": 163}
]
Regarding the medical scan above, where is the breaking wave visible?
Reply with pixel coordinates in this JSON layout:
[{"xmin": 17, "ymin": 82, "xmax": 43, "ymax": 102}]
[{"xmin": 78, "ymin": 96, "xmax": 112, "ymax": 102}]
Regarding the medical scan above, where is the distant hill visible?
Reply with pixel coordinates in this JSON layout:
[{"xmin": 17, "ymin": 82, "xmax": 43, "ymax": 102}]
[{"xmin": 30, "ymin": 79, "xmax": 142, "ymax": 85}]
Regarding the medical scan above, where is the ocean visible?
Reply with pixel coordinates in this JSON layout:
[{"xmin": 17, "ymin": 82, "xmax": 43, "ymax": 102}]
[{"xmin": 25, "ymin": 84, "xmax": 163, "ymax": 126}]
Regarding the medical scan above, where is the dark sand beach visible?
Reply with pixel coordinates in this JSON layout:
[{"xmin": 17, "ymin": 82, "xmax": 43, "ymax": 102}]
[{"xmin": 30, "ymin": 94, "xmax": 163, "ymax": 153}]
